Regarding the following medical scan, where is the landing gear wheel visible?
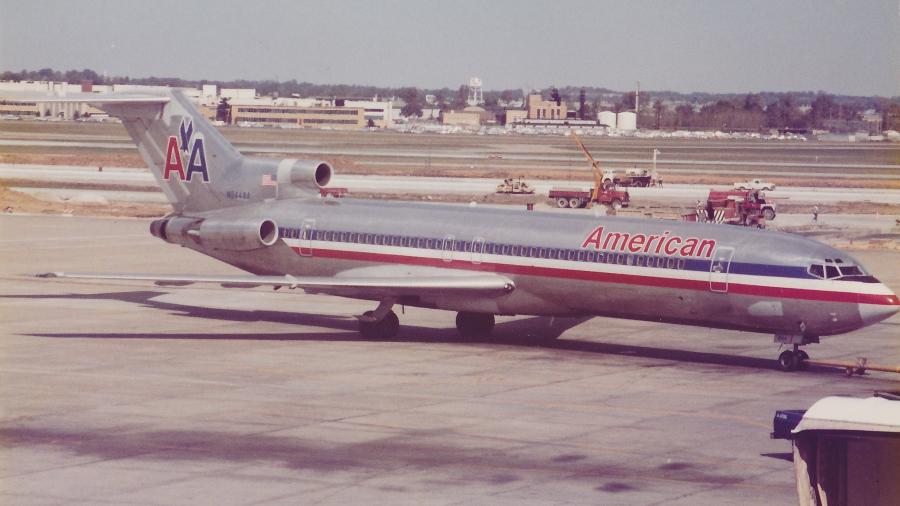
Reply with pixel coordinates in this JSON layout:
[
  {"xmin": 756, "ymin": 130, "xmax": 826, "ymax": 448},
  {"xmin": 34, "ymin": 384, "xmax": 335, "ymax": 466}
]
[
  {"xmin": 359, "ymin": 310, "xmax": 399, "ymax": 339},
  {"xmin": 456, "ymin": 312, "xmax": 495, "ymax": 339},
  {"xmin": 763, "ymin": 208, "xmax": 776, "ymax": 220},
  {"xmin": 568, "ymin": 198, "xmax": 582, "ymax": 209},
  {"xmin": 556, "ymin": 198, "xmax": 569, "ymax": 208},
  {"xmin": 778, "ymin": 350, "xmax": 799, "ymax": 372}
]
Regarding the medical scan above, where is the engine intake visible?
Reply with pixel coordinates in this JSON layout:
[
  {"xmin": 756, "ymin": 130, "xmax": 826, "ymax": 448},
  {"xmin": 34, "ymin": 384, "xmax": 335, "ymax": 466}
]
[{"xmin": 277, "ymin": 159, "xmax": 332, "ymax": 195}]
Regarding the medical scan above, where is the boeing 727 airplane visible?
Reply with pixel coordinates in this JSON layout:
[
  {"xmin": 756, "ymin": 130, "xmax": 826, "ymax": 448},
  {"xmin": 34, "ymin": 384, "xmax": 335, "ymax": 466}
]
[{"xmin": 36, "ymin": 90, "xmax": 898, "ymax": 371}]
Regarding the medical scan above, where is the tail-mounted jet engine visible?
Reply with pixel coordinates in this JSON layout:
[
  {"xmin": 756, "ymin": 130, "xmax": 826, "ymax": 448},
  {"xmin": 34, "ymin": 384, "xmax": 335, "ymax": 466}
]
[
  {"xmin": 261, "ymin": 158, "xmax": 333, "ymax": 199},
  {"xmin": 150, "ymin": 217, "xmax": 279, "ymax": 251}
]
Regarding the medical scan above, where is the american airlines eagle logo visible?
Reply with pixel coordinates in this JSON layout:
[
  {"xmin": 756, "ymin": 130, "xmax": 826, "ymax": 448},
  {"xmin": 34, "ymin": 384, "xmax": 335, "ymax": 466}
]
[
  {"xmin": 581, "ymin": 226, "xmax": 716, "ymax": 259},
  {"xmin": 163, "ymin": 118, "xmax": 209, "ymax": 182}
]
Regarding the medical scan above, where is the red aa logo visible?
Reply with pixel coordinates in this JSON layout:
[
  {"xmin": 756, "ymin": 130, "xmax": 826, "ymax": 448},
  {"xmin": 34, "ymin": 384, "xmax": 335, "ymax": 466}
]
[{"xmin": 163, "ymin": 119, "xmax": 209, "ymax": 182}]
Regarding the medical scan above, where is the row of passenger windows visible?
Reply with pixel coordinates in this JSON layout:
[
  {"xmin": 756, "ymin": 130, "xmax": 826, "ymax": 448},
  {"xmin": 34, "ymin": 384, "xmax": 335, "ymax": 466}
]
[{"xmin": 278, "ymin": 227, "xmax": 688, "ymax": 270}]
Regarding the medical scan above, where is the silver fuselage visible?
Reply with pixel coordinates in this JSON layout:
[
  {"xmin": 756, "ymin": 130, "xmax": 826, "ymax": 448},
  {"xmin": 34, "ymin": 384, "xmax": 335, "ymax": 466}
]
[{"xmin": 181, "ymin": 197, "xmax": 899, "ymax": 338}]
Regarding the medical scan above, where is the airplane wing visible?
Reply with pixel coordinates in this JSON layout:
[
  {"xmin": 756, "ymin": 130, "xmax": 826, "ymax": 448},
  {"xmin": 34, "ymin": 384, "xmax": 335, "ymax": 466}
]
[{"xmin": 35, "ymin": 271, "xmax": 516, "ymax": 298}]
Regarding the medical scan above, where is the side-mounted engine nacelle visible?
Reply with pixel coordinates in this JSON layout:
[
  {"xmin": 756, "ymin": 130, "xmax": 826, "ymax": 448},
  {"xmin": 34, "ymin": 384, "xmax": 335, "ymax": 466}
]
[
  {"xmin": 150, "ymin": 216, "xmax": 279, "ymax": 251},
  {"xmin": 276, "ymin": 159, "xmax": 333, "ymax": 197}
]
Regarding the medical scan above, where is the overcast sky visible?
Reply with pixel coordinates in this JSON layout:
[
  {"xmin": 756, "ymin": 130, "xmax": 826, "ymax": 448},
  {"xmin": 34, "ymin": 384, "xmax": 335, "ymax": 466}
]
[{"xmin": 1, "ymin": 0, "xmax": 897, "ymax": 96}]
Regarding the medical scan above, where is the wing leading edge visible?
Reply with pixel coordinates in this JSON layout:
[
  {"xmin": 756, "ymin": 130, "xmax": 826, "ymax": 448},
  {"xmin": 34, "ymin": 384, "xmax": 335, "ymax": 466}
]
[{"xmin": 36, "ymin": 272, "xmax": 516, "ymax": 298}]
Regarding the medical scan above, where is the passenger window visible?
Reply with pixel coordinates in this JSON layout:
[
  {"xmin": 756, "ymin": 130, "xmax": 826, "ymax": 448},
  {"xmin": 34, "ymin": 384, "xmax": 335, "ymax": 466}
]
[
  {"xmin": 809, "ymin": 264, "xmax": 824, "ymax": 278},
  {"xmin": 677, "ymin": 259, "xmax": 685, "ymax": 270},
  {"xmin": 825, "ymin": 265, "xmax": 839, "ymax": 279},
  {"xmin": 666, "ymin": 257, "xmax": 675, "ymax": 269},
  {"xmin": 349, "ymin": 232, "xmax": 358, "ymax": 243},
  {"xmin": 501, "ymin": 245, "xmax": 510, "ymax": 255},
  {"xmin": 577, "ymin": 251, "xmax": 586, "ymax": 262}
]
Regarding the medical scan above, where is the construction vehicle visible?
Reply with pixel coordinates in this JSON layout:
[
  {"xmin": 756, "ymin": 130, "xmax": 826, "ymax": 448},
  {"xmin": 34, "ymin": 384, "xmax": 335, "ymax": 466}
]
[
  {"xmin": 602, "ymin": 168, "xmax": 657, "ymax": 187},
  {"xmin": 548, "ymin": 187, "xmax": 629, "ymax": 209},
  {"xmin": 734, "ymin": 178, "xmax": 775, "ymax": 191},
  {"xmin": 495, "ymin": 177, "xmax": 535, "ymax": 194},
  {"xmin": 684, "ymin": 188, "xmax": 774, "ymax": 227},
  {"xmin": 550, "ymin": 132, "xmax": 631, "ymax": 209}
]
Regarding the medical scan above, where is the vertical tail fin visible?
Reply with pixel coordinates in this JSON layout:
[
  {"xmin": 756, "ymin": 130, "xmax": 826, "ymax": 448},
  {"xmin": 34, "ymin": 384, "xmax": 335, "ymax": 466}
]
[
  {"xmin": 118, "ymin": 90, "xmax": 243, "ymax": 212},
  {"xmin": 41, "ymin": 90, "xmax": 246, "ymax": 212}
]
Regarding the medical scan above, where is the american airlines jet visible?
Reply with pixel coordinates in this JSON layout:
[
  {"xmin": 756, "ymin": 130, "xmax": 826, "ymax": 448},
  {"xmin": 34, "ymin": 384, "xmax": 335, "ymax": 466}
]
[{"xmin": 37, "ymin": 90, "xmax": 898, "ymax": 371}]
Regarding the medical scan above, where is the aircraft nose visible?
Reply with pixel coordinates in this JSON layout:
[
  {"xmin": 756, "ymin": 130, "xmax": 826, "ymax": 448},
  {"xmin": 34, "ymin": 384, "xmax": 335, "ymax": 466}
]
[{"xmin": 859, "ymin": 290, "xmax": 900, "ymax": 327}]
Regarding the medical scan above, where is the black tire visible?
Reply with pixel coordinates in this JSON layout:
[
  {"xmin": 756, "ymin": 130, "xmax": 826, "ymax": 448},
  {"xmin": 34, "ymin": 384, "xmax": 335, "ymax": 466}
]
[
  {"xmin": 569, "ymin": 198, "xmax": 582, "ymax": 209},
  {"xmin": 611, "ymin": 199, "xmax": 622, "ymax": 210},
  {"xmin": 359, "ymin": 310, "xmax": 400, "ymax": 339},
  {"xmin": 556, "ymin": 197, "xmax": 569, "ymax": 208},
  {"xmin": 456, "ymin": 312, "xmax": 495, "ymax": 339},
  {"xmin": 763, "ymin": 208, "xmax": 776, "ymax": 220},
  {"xmin": 778, "ymin": 350, "xmax": 798, "ymax": 372}
]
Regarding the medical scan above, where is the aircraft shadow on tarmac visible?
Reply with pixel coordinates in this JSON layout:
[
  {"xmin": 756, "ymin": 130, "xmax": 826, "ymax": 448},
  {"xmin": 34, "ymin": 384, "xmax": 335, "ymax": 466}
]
[
  {"xmin": 3, "ymin": 289, "xmax": 844, "ymax": 374},
  {"xmin": 0, "ymin": 425, "xmax": 744, "ymax": 489}
]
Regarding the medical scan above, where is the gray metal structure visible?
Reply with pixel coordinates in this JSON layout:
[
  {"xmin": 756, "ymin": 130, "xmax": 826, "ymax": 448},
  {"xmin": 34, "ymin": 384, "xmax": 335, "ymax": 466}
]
[{"xmin": 37, "ymin": 90, "xmax": 899, "ymax": 371}]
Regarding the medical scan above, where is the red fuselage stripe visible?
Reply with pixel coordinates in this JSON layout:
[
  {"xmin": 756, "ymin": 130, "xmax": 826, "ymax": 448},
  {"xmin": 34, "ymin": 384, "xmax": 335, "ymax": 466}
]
[{"xmin": 295, "ymin": 247, "xmax": 899, "ymax": 306}]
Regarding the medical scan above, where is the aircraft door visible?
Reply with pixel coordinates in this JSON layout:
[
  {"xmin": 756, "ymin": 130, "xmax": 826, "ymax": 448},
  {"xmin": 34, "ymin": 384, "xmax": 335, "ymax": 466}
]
[
  {"xmin": 299, "ymin": 218, "xmax": 315, "ymax": 256},
  {"xmin": 442, "ymin": 234, "xmax": 455, "ymax": 263},
  {"xmin": 709, "ymin": 246, "xmax": 734, "ymax": 292},
  {"xmin": 471, "ymin": 237, "xmax": 484, "ymax": 264}
]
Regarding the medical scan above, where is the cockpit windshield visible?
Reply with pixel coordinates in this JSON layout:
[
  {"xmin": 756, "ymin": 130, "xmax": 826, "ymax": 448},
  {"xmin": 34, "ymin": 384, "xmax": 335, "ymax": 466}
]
[{"xmin": 808, "ymin": 258, "xmax": 870, "ymax": 281}]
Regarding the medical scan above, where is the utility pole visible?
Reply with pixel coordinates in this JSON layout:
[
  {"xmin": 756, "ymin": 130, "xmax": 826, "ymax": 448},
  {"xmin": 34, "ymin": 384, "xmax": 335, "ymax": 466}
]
[{"xmin": 635, "ymin": 81, "xmax": 640, "ymax": 113}]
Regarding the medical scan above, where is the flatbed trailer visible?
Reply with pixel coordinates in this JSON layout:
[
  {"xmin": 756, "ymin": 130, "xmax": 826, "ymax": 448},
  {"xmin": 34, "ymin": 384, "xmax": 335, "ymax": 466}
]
[{"xmin": 548, "ymin": 187, "xmax": 629, "ymax": 209}]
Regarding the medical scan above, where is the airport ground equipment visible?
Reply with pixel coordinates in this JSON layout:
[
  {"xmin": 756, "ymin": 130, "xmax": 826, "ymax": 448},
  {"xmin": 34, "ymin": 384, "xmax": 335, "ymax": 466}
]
[
  {"xmin": 495, "ymin": 177, "xmax": 535, "ymax": 194},
  {"xmin": 770, "ymin": 409, "xmax": 805, "ymax": 439},
  {"xmin": 552, "ymin": 132, "xmax": 631, "ymax": 209},
  {"xmin": 548, "ymin": 187, "xmax": 629, "ymax": 209},
  {"xmin": 734, "ymin": 178, "xmax": 775, "ymax": 191},
  {"xmin": 602, "ymin": 167, "xmax": 657, "ymax": 187},
  {"xmin": 320, "ymin": 187, "xmax": 348, "ymax": 198},
  {"xmin": 684, "ymin": 189, "xmax": 774, "ymax": 226}
]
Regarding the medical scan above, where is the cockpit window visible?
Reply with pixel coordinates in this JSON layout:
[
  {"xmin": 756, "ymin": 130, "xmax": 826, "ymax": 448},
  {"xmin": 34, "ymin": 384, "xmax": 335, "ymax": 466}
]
[
  {"xmin": 825, "ymin": 265, "xmax": 839, "ymax": 279},
  {"xmin": 808, "ymin": 265, "xmax": 825, "ymax": 278},
  {"xmin": 839, "ymin": 265, "xmax": 864, "ymax": 276}
]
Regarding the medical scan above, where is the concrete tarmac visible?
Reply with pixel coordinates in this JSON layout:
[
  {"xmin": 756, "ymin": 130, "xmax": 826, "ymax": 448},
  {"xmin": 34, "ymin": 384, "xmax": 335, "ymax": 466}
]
[{"xmin": 1, "ymin": 215, "xmax": 898, "ymax": 505}]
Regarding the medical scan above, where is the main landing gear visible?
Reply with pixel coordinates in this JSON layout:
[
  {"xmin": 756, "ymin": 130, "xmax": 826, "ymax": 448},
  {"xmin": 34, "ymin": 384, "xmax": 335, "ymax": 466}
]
[
  {"xmin": 455, "ymin": 312, "xmax": 495, "ymax": 339},
  {"xmin": 356, "ymin": 302, "xmax": 497, "ymax": 340},
  {"xmin": 357, "ymin": 299, "xmax": 400, "ymax": 339},
  {"xmin": 774, "ymin": 333, "xmax": 819, "ymax": 372}
]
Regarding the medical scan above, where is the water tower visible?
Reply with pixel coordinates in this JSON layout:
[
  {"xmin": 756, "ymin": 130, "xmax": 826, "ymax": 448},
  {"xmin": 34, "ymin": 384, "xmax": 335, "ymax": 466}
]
[{"xmin": 467, "ymin": 77, "xmax": 484, "ymax": 107}]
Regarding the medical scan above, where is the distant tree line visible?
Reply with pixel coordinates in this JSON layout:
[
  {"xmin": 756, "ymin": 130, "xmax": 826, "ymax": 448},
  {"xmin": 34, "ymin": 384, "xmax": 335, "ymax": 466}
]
[{"xmin": 2, "ymin": 68, "xmax": 897, "ymax": 130}]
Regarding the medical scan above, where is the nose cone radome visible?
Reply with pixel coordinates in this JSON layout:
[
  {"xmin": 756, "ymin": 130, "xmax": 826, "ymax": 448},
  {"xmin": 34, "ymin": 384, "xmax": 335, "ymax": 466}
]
[{"xmin": 859, "ymin": 291, "xmax": 900, "ymax": 327}]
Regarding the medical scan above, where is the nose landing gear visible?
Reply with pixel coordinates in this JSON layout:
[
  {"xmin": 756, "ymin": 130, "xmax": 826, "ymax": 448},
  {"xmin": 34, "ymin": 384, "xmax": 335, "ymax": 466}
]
[{"xmin": 774, "ymin": 333, "xmax": 819, "ymax": 372}]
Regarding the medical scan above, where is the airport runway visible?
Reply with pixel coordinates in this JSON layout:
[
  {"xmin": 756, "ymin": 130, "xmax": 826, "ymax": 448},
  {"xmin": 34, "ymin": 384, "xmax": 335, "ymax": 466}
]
[{"xmin": 1, "ymin": 215, "xmax": 898, "ymax": 505}]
